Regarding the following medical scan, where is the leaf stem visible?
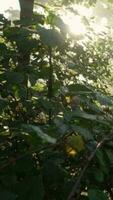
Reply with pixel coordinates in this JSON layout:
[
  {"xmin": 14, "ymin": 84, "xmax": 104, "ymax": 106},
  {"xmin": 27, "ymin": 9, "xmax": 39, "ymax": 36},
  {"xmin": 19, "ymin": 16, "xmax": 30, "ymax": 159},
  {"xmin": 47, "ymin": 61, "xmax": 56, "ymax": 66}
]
[{"xmin": 48, "ymin": 47, "xmax": 53, "ymax": 124}]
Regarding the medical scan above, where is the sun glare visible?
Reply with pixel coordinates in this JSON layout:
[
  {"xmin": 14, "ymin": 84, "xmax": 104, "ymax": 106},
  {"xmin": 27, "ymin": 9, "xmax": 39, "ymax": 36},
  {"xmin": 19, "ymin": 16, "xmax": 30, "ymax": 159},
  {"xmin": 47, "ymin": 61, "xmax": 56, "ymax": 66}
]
[
  {"xmin": 93, "ymin": 17, "xmax": 108, "ymax": 34},
  {"xmin": 0, "ymin": 1, "xmax": 109, "ymax": 37},
  {"xmin": 0, "ymin": 0, "xmax": 19, "ymax": 13},
  {"xmin": 60, "ymin": 4, "xmax": 109, "ymax": 37},
  {"xmin": 62, "ymin": 13, "xmax": 86, "ymax": 35},
  {"xmin": 60, "ymin": 5, "xmax": 91, "ymax": 36}
]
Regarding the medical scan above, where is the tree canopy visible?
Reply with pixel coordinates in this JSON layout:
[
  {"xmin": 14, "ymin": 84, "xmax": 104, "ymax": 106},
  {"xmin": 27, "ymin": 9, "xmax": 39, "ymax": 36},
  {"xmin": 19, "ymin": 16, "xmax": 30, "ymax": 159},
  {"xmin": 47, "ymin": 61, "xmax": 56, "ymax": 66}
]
[{"xmin": 0, "ymin": 0, "xmax": 113, "ymax": 200}]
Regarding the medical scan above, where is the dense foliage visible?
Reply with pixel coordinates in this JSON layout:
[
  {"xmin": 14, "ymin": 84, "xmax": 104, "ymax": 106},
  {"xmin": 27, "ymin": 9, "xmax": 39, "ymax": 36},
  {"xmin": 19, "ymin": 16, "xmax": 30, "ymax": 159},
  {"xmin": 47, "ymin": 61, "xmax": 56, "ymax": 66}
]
[{"xmin": 1, "ymin": 1, "xmax": 113, "ymax": 199}]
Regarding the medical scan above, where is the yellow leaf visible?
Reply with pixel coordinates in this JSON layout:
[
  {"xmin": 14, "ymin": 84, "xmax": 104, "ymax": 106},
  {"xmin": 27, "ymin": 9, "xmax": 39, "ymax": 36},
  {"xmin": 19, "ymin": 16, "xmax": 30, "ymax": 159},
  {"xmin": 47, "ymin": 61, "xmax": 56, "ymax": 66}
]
[
  {"xmin": 66, "ymin": 146, "xmax": 77, "ymax": 157},
  {"xmin": 67, "ymin": 134, "xmax": 85, "ymax": 152},
  {"xmin": 65, "ymin": 96, "xmax": 71, "ymax": 103}
]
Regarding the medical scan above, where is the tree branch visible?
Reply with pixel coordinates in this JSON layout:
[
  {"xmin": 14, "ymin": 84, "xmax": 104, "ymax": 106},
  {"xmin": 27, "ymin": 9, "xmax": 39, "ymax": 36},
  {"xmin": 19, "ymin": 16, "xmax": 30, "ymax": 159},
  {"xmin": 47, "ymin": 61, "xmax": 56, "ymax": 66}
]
[{"xmin": 67, "ymin": 135, "xmax": 113, "ymax": 200}]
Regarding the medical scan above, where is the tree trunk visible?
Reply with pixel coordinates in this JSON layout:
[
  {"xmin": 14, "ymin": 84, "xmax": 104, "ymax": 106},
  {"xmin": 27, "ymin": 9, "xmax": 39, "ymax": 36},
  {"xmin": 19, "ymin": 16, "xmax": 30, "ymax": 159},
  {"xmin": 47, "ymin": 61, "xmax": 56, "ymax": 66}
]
[
  {"xmin": 19, "ymin": 0, "xmax": 34, "ymax": 21},
  {"xmin": 18, "ymin": 0, "xmax": 34, "ymax": 98}
]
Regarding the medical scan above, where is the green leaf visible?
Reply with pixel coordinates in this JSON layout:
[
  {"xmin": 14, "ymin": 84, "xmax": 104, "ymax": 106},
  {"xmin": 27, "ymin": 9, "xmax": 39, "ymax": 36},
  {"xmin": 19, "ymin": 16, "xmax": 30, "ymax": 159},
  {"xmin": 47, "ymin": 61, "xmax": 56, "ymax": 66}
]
[
  {"xmin": 47, "ymin": 14, "xmax": 68, "ymax": 34},
  {"xmin": 16, "ymin": 175, "xmax": 44, "ymax": 200},
  {"xmin": 72, "ymin": 110, "xmax": 109, "ymax": 125},
  {"xmin": 43, "ymin": 160, "xmax": 65, "ymax": 188},
  {"xmin": 88, "ymin": 189, "xmax": 108, "ymax": 200},
  {"xmin": 94, "ymin": 169, "xmax": 104, "ymax": 182},
  {"xmin": 32, "ymin": 82, "xmax": 45, "ymax": 92},
  {"xmin": 33, "ymin": 13, "xmax": 45, "ymax": 24},
  {"xmin": 37, "ymin": 26, "xmax": 64, "ymax": 47},
  {"xmin": 105, "ymin": 149, "xmax": 113, "ymax": 164},
  {"xmin": 54, "ymin": 119, "xmax": 68, "ymax": 134},
  {"xmin": 0, "ymin": 43, "xmax": 7, "ymax": 55},
  {"xmin": 96, "ymin": 150, "xmax": 108, "ymax": 175},
  {"xmin": 67, "ymin": 134, "xmax": 85, "ymax": 152},
  {"xmin": 0, "ymin": 99, "xmax": 8, "ymax": 112},
  {"xmin": 22, "ymin": 124, "xmax": 56, "ymax": 144},
  {"xmin": 96, "ymin": 150, "xmax": 105, "ymax": 167},
  {"xmin": 95, "ymin": 92, "xmax": 113, "ymax": 106},
  {"xmin": 68, "ymin": 84, "xmax": 92, "ymax": 93},
  {"xmin": 5, "ymin": 72, "xmax": 24, "ymax": 84},
  {"xmin": 0, "ymin": 189, "xmax": 16, "ymax": 200},
  {"xmin": 71, "ymin": 125, "xmax": 94, "ymax": 140}
]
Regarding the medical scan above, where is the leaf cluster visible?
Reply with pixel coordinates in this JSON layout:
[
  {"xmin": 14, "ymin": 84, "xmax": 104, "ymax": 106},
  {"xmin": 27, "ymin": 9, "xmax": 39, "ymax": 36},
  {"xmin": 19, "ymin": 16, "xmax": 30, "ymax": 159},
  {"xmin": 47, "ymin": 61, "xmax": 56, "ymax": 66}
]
[{"xmin": 0, "ymin": 5, "xmax": 113, "ymax": 200}]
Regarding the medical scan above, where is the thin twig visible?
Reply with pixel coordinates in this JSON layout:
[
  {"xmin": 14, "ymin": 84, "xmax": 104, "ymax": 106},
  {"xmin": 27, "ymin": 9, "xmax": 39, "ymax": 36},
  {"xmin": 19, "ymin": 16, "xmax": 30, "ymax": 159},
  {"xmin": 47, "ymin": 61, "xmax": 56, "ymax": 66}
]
[{"xmin": 67, "ymin": 135, "xmax": 113, "ymax": 200}]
